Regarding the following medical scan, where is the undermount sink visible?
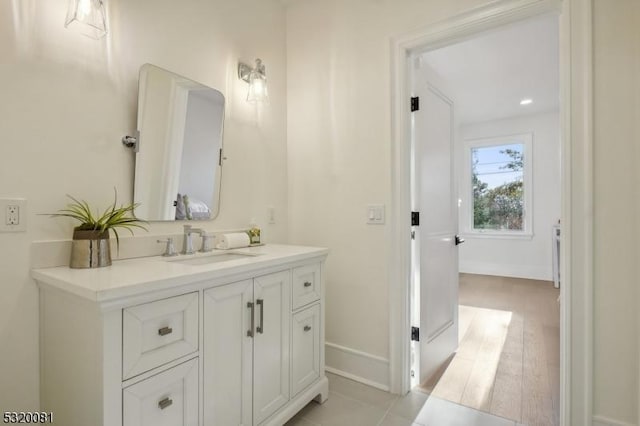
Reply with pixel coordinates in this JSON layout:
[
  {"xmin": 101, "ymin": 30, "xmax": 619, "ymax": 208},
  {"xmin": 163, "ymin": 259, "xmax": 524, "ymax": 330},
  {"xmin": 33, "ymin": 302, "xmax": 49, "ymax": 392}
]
[{"xmin": 167, "ymin": 252, "xmax": 260, "ymax": 266}]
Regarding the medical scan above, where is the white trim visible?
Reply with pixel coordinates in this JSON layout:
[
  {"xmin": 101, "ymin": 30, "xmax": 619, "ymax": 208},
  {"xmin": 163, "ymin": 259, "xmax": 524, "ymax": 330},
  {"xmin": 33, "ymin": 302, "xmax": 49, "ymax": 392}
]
[
  {"xmin": 459, "ymin": 262, "xmax": 551, "ymax": 281},
  {"xmin": 324, "ymin": 342, "xmax": 390, "ymax": 391},
  {"xmin": 390, "ymin": 2, "xmax": 593, "ymax": 426},
  {"xmin": 592, "ymin": 415, "xmax": 637, "ymax": 426},
  {"xmin": 325, "ymin": 367, "xmax": 390, "ymax": 393},
  {"xmin": 559, "ymin": 1, "xmax": 593, "ymax": 425},
  {"xmin": 325, "ymin": 341, "xmax": 390, "ymax": 364}
]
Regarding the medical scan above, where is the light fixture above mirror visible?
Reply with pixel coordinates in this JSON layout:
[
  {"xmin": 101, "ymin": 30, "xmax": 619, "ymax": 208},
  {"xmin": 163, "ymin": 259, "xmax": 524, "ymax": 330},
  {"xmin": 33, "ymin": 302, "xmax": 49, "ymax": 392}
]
[
  {"xmin": 65, "ymin": 0, "xmax": 108, "ymax": 39},
  {"xmin": 238, "ymin": 58, "xmax": 269, "ymax": 103}
]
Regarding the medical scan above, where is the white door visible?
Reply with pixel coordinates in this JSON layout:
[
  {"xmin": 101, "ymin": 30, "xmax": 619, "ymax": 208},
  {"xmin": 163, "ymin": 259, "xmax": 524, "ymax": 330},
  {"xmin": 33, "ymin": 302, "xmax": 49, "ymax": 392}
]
[
  {"xmin": 253, "ymin": 271, "xmax": 291, "ymax": 424},
  {"xmin": 203, "ymin": 280, "xmax": 253, "ymax": 426},
  {"xmin": 413, "ymin": 62, "xmax": 460, "ymax": 385}
]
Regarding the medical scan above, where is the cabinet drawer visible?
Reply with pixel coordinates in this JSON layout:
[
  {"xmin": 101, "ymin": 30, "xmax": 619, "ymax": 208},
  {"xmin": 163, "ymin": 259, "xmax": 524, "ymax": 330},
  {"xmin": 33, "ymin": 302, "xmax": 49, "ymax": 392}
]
[
  {"xmin": 123, "ymin": 358, "xmax": 198, "ymax": 426},
  {"xmin": 291, "ymin": 304, "xmax": 320, "ymax": 396},
  {"xmin": 123, "ymin": 292, "xmax": 199, "ymax": 379},
  {"xmin": 292, "ymin": 263, "xmax": 321, "ymax": 310}
]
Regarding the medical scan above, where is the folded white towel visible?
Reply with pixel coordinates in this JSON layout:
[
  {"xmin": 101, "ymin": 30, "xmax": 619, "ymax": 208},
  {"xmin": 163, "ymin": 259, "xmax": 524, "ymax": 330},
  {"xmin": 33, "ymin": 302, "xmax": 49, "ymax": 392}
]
[{"xmin": 216, "ymin": 233, "xmax": 250, "ymax": 250}]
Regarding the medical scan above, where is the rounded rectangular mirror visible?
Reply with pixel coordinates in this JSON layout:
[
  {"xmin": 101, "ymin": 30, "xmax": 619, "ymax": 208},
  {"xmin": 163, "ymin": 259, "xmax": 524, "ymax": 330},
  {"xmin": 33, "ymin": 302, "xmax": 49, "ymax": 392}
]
[{"xmin": 133, "ymin": 64, "xmax": 224, "ymax": 221}]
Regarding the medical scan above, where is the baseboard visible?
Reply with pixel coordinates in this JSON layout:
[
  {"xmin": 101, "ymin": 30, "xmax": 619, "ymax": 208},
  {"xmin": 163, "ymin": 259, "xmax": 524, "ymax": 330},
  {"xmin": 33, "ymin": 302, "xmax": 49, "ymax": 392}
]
[
  {"xmin": 325, "ymin": 342, "xmax": 390, "ymax": 391},
  {"xmin": 593, "ymin": 415, "xmax": 637, "ymax": 426},
  {"xmin": 459, "ymin": 261, "xmax": 552, "ymax": 281}
]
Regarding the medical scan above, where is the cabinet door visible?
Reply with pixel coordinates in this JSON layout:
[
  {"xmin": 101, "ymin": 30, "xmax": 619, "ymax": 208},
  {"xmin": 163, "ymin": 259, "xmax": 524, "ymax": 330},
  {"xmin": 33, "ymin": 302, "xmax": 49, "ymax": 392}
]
[
  {"xmin": 253, "ymin": 271, "xmax": 291, "ymax": 424},
  {"xmin": 123, "ymin": 358, "xmax": 198, "ymax": 426},
  {"xmin": 203, "ymin": 280, "xmax": 253, "ymax": 426},
  {"xmin": 291, "ymin": 304, "xmax": 321, "ymax": 396}
]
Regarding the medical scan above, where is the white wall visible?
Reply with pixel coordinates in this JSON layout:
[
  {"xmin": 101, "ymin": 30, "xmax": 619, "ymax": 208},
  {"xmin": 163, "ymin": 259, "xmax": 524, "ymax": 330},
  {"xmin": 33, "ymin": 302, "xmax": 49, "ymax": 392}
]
[
  {"xmin": 0, "ymin": 0, "xmax": 287, "ymax": 411},
  {"xmin": 287, "ymin": 0, "xmax": 639, "ymax": 423},
  {"xmin": 592, "ymin": 1, "xmax": 639, "ymax": 424},
  {"xmin": 458, "ymin": 112, "xmax": 561, "ymax": 281},
  {"xmin": 286, "ymin": 0, "xmax": 500, "ymax": 390}
]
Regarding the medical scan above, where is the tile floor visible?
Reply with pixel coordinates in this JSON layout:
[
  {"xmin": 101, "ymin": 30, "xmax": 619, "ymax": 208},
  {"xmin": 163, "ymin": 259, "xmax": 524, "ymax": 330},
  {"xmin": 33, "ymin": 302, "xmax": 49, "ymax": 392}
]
[{"xmin": 285, "ymin": 372, "xmax": 525, "ymax": 426}]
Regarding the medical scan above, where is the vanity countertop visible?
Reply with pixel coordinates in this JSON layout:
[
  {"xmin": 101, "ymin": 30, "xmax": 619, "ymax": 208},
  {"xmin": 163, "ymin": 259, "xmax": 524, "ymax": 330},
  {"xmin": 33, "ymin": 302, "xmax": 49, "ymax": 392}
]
[{"xmin": 32, "ymin": 244, "xmax": 328, "ymax": 303}]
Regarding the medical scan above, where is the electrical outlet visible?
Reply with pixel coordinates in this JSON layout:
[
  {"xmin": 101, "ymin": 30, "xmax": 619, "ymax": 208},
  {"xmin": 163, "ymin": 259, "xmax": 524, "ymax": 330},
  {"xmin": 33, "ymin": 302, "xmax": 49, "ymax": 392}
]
[
  {"xmin": 0, "ymin": 198, "xmax": 26, "ymax": 232},
  {"xmin": 6, "ymin": 205, "xmax": 19, "ymax": 225}
]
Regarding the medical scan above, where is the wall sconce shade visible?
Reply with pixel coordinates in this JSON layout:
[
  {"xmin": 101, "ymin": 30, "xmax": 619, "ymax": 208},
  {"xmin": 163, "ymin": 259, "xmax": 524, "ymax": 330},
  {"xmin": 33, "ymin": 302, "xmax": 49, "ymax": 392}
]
[
  {"xmin": 238, "ymin": 58, "xmax": 269, "ymax": 104},
  {"xmin": 65, "ymin": 0, "xmax": 108, "ymax": 39}
]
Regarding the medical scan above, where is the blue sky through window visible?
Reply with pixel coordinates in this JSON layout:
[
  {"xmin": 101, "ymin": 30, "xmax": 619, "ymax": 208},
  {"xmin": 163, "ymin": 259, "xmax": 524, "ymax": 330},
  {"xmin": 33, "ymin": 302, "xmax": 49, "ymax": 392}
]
[{"xmin": 472, "ymin": 143, "xmax": 524, "ymax": 189}]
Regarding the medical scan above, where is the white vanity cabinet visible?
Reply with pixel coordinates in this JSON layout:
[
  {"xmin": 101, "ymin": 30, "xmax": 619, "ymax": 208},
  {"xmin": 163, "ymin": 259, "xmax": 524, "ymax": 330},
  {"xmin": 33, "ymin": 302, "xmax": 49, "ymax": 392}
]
[{"xmin": 34, "ymin": 244, "xmax": 328, "ymax": 426}]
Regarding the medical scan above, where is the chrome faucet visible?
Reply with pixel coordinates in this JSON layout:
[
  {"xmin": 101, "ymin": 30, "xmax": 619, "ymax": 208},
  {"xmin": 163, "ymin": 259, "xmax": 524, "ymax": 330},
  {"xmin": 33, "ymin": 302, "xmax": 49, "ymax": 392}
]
[
  {"xmin": 157, "ymin": 237, "xmax": 178, "ymax": 257},
  {"xmin": 200, "ymin": 232, "xmax": 214, "ymax": 253},
  {"xmin": 182, "ymin": 225, "xmax": 204, "ymax": 255}
]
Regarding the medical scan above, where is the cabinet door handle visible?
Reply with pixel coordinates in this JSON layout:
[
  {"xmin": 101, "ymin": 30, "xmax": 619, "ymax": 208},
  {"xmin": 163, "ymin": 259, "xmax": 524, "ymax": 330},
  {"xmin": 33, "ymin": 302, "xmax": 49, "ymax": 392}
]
[
  {"xmin": 247, "ymin": 302, "xmax": 254, "ymax": 337},
  {"xmin": 256, "ymin": 299, "xmax": 264, "ymax": 334},
  {"xmin": 304, "ymin": 325, "xmax": 312, "ymax": 332},
  {"xmin": 158, "ymin": 326, "xmax": 173, "ymax": 336},
  {"xmin": 158, "ymin": 397, "xmax": 173, "ymax": 410},
  {"xmin": 303, "ymin": 281, "xmax": 312, "ymax": 287}
]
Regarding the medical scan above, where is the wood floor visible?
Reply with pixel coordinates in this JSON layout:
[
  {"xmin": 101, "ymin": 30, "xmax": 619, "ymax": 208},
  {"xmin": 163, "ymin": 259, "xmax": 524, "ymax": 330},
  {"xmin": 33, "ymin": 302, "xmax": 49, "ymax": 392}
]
[{"xmin": 418, "ymin": 273, "xmax": 560, "ymax": 426}]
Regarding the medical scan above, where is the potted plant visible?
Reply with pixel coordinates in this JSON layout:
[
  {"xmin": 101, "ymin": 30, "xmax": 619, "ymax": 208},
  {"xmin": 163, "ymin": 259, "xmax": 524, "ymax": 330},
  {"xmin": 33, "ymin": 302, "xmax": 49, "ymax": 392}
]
[{"xmin": 48, "ymin": 190, "xmax": 147, "ymax": 268}]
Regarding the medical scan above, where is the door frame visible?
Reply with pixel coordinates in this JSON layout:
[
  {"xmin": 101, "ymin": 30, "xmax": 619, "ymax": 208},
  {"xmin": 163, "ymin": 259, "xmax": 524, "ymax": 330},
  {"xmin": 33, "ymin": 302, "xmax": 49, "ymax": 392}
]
[{"xmin": 388, "ymin": 1, "xmax": 594, "ymax": 425}]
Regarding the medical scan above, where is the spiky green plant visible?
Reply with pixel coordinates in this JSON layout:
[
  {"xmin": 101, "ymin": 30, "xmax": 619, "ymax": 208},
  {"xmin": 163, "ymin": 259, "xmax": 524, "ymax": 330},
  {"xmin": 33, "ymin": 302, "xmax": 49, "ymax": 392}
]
[{"xmin": 48, "ymin": 189, "xmax": 148, "ymax": 248}]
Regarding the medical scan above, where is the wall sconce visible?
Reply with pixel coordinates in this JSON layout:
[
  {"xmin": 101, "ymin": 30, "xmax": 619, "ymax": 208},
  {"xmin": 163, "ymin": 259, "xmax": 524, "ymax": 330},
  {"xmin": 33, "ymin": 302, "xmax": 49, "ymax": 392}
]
[
  {"xmin": 238, "ymin": 58, "xmax": 269, "ymax": 104},
  {"xmin": 65, "ymin": 0, "xmax": 108, "ymax": 39}
]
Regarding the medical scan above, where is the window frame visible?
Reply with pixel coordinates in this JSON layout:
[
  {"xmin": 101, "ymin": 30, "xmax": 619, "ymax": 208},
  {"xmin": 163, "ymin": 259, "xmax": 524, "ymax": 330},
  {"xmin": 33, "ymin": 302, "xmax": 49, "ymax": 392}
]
[{"xmin": 461, "ymin": 132, "xmax": 533, "ymax": 239}]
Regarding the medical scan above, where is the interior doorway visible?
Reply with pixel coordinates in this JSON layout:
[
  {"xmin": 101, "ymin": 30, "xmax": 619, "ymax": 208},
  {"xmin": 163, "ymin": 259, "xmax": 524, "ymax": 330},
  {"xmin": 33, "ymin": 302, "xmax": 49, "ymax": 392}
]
[{"xmin": 408, "ymin": 12, "xmax": 562, "ymax": 426}]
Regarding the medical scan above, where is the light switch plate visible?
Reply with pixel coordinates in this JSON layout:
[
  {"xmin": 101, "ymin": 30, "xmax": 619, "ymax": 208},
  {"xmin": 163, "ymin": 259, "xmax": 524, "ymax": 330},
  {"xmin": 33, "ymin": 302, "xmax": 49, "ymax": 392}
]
[
  {"xmin": 366, "ymin": 204, "xmax": 385, "ymax": 225},
  {"xmin": 268, "ymin": 206, "xmax": 276, "ymax": 224},
  {"xmin": 0, "ymin": 198, "xmax": 27, "ymax": 232}
]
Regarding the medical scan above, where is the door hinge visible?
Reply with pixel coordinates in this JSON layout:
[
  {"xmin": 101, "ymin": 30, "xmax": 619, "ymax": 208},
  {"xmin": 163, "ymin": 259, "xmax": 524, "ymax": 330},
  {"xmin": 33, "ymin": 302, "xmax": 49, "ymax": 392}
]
[
  {"xmin": 411, "ymin": 97, "xmax": 419, "ymax": 112},
  {"xmin": 411, "ymin": 211, "xmax": 420, "ymax": 226},
  {"xmin": 411, "ymin": 326, "xmax": 420, "ymax": 342}
]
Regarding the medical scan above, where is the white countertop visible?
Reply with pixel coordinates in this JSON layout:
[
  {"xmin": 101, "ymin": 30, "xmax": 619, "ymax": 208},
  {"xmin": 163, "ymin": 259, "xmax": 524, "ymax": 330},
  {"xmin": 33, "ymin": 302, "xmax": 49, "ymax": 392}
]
[{"xmin": 32, "ymin": 244, "xmax": 328, "ymax": 303}]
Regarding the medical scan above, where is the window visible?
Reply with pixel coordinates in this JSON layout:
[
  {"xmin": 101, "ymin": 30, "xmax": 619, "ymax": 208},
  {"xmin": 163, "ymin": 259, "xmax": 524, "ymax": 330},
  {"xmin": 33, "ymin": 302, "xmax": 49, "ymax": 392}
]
[{"xmin": 464, "ymin": 133, "xmax": 532, "ymax": 236}]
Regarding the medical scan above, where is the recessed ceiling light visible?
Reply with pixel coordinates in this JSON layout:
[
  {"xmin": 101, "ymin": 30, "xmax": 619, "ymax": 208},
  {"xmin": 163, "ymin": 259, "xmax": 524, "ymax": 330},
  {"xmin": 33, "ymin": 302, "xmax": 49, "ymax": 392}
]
[{"xmin": 520, "ymin": 98, "xmax": 533, "ymax": 106}]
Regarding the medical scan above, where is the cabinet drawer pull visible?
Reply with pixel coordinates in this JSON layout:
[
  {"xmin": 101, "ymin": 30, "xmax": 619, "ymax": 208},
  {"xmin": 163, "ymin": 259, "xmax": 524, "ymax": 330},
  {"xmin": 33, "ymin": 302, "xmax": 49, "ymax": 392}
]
[
  {"xmin": 256, "ymin": 299, "xmax": 264, "ymax": 334},
  {"xmin": 247, "ymin": 302, "xmax": 254, "ymax": 337},
  {"xmin": 303, "ymin": 281, "xmax": 312, "ymax": 288},
  {"xmin": 304, "ymin": 325, "xmax": 312, "ymax": 332},
  {"xmin": 158, "ymin": 397, "xmax": 173, "ymax": 410},
  {"xmin": 158, "ymin": 326, "xmax": 173, "ymax": 336}
]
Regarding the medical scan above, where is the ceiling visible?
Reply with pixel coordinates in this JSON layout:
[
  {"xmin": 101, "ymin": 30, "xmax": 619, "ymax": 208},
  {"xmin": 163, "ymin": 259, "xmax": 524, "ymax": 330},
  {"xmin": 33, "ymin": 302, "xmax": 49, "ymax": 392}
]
[{"xmin": 420, "ymin": 14, "xmax": 559, "ymax": 125}]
